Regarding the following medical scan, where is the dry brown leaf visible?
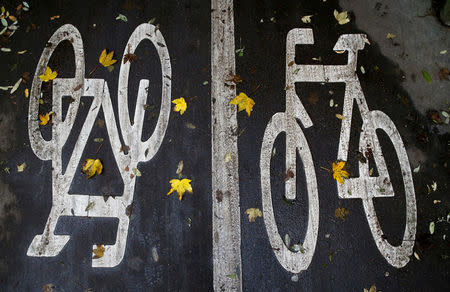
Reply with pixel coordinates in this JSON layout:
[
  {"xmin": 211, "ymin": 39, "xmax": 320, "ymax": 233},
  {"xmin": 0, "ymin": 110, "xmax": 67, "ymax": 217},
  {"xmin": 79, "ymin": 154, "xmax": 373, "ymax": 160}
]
[
  {"xmin": 439, "ymin": 67, "xmax": 449, "ymax": 81},
  {"xmin": 123, "ymin": 53, "xmax": 138, "ymax": 64},
  {"xmin": 93, "ymin": 244, "xmax": 105, "ymax": 259}
]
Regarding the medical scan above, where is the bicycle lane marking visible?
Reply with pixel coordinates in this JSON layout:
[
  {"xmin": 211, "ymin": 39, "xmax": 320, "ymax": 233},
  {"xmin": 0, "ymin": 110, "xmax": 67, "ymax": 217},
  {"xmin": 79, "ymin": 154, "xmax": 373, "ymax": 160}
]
[
  {"xmin": 27, "ymin": 23, "xmax": 172, "ymax": 268},
  {"xmin": 211, "ymin": 0, "xmax": 242, "ymax": 291}
]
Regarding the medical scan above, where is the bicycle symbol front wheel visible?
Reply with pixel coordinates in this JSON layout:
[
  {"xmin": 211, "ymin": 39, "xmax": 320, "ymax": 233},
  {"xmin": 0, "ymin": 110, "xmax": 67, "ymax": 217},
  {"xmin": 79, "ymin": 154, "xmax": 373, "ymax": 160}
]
[
  {"xmin": 260, "ymin": 112, "xmax": 319, "ymax": 273},
  {"xmin": 359, "ymin": 110, "xmax": 417, "ymax": 268}
]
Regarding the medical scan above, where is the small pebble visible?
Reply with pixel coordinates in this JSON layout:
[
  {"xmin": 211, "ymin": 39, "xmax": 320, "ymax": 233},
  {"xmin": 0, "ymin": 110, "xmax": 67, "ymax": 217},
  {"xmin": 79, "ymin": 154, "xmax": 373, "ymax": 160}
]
[{"xmin": 291, "ymin": 274, "xmax": 299, "ymax": 282}]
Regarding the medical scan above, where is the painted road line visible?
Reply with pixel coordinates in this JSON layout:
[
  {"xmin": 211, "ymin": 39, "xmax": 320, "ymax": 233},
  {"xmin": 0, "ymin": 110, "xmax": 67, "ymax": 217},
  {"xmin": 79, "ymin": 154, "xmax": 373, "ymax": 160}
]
[{"xmin": 211, "ymin": 0, "xmax": 242, "ymax": 291}]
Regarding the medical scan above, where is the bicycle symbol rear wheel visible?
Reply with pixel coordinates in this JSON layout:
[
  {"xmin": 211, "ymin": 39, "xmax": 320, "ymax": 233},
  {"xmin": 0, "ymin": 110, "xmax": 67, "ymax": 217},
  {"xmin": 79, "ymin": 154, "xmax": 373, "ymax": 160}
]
[
  {"xmin": 359, "ymin": 110, "xmax": 417, "ymax": 268},
  {"xmin": 260, "ymin": 112, "xmax": 319, "ymax": 273}
]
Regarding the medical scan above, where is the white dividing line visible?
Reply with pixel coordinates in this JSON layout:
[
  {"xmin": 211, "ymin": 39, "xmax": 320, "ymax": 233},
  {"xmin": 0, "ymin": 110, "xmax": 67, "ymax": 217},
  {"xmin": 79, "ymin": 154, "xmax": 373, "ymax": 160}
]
[{"xmin": 211, "ymin": 0, "xmax": 242, "ymax": 291}]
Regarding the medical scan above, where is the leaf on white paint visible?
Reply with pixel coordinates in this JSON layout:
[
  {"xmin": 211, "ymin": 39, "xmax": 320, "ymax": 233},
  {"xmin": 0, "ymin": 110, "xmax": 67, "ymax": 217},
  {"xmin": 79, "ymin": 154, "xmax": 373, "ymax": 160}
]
[
  {"xmin": 85, "ymin": 201, "xmax": 95, "ymax": 212},
  {"xmin": 429, "ymin": 221, "xmax": 435, "ymax": 234},
  {"xmin": 284, "ymin": 233, "xmax": 290, "ymax": 247},
  {"xmin": 132, "ymin": 167, "xmax": 142, "ymax": 177},
  {"xmin": 224, "ymin": 152, "xmax": 232, "ymax": 163}
]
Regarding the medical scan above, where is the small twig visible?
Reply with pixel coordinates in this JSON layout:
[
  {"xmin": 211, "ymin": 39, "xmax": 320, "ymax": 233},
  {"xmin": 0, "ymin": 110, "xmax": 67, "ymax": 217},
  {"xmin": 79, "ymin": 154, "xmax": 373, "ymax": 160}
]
[
  {"xmin": 320, "ymin": 166, "xmax": 331, "ymax": 172},
  {"xmin": 88, "ymin": 64, "xmax": 100, "ymax": 77},
  {"xmin": 96, "ymin": 143, "xmax": 103, "ymax": 154}
]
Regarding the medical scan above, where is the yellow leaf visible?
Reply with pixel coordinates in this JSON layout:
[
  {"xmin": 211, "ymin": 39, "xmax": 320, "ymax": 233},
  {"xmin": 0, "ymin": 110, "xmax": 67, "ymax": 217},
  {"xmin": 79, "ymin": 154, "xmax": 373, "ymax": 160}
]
[
  {"xmin": 332, "ymin": 161, "xmax": 349, "ymax": 185},
  {"xmin": 39, "ymin": 113, "xmax": 50, "ymax": 125},
  {"xmin": 167, "ymin": 178, "xmax": 193, "ymax": 201},
  {"xmin": 245, "ymin": 208, "xmax": 262, "ymax": 222},
  {"xmin": 81, "ymin": 158, "xmax": 103, "ymax": 178},
  {"xmin": 301, "ymin": 15, "xmax": 313, "ymax": 23},
  {"xmin": 336, "ymin": 114, "xmax": 346, "ymax": 120},
  {"xmin": 335, "ymin": 207, "xmax": 349, "ymax": 221},
  {"xmin": 368, "ymin": 284, "xmax": 376, "ymax": 292},
  {"xmin": 38, "ymin": 66, "xmax": 57, "ymax": 82},
  {"xmin": 24, "ymin": 88, "xmax": 29, "ymax": 98},
  {"xmin": 8, "ymin": 15, "xmax": 17, "ymax": 22},
  {"xmin": 17, "ymin": 162, "xmax": 26, "ymax": 172},
  {"xmin": 334, "ymin": 9, "xmax": 350, "ymax": 25},
  {"xmin": 98, "ymin": 49, "xmax": 117, "ymax": 67},
  {"xmin": 386, "ymin": 33, "xmax": 396, "ymax": 39},
  {"xmin": 172, "ymin": 97, "xmax": 187, "ymax": 115},
  {"xmin": 93, "ymin": 244, "xmax": 105, "ymax": 259},
  {"xmin": 229, "ymin": 92, "xmax": 255, "ymax": 117}
]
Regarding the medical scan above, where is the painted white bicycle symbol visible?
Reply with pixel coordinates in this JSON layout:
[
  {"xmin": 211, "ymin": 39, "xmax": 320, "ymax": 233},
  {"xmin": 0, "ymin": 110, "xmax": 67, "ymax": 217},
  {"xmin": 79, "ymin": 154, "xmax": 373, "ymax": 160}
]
[
  {"xmin": 260, "ymin": 28, "xmax": 417, "ymax": 273},
  {"xmin": 27, "ymin": 23, "xmax": 171, "ymax": 267}
]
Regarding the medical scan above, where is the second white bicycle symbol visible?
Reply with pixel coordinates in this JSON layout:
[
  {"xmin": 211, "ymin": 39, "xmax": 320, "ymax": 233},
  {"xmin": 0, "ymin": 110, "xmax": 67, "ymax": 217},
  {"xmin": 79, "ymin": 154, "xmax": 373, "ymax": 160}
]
[{"xmin": 260, "ymin": 28, "xmax": 417, "ymax": 272}]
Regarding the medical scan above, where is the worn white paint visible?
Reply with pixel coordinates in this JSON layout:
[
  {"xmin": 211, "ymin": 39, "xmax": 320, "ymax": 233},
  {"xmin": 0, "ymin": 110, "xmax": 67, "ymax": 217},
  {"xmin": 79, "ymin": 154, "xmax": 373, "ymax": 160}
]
[
  {"xmin": 27, "ymin": 23, "xmax": 172, "ymax": 268},
  {"xmin": 286, "ymin": 29, "xmax": 416, "ymax": 268},
  {"xmin": 211, "ymin": 0, "xmax": 242, "ymax": 291},
  {"xmin": 260, "ymin": 28, "xmax": 319, "ymax": 273}
]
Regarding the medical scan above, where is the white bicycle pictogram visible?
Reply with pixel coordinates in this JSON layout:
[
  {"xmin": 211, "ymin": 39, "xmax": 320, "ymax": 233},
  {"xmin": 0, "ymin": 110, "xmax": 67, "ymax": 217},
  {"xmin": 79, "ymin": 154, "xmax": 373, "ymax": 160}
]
[
  {"xmin": 27, "ymin": 23, "xmax": 172, "ymax": 267},
  {"xmin": 260, "ymin": 28, "xmax": 417, "ymax": 273}
]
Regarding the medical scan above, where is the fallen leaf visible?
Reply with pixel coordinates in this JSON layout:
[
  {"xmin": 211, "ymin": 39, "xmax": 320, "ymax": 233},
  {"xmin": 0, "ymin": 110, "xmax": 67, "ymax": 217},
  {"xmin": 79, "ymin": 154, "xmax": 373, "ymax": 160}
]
[
  {"xmin": 99, "ymin": 49, "xmax": 117, "ymax": 67},
  {"xmin": 335, "ymin": 207, "xmax": 349, "ymax": 221},
  {"xmin": 24, "ymin": 88, "xmax": 29, "ymax": 98},
  {"xmin": 414, "ymin": 251, "xmax": 420, "ymax": 260},
  {"xmin": 413, "ymin": 164, "xmax": 420, "ymax": 173},
  {"xmin": 202, "ymin": 80, "xmax": 208, "ymax": 85},
  {"xmin": 93, "ymin": 138, "xmax": 104, "ymax": 143},
  {"xmin": 231, "ymin": 74, "xmax": 243, "ymax": 83},
  {"xmin": 224, "ymin": 152, "xmax": 232, "ymax": 163},
  {"xmin": 172, "ymin": 97, "xmax": 187, "ymax": 115},
  {"xmin": 81, "ymin": 158, "xmax": 103, "ymax": 178},
  {"xmin": 176, "ymin": 160, "xmax": 184, "ymax": 177},
  {"xmin": 85, "ymin": 201, "xmax": 94, "ymax": 212},
  {"xmin": 245, "ymin": 208, "xmax": 262, "ymax": 222},
  {"xmin": 235, "ymin": 46, "xmax": 245, "ymax": 57},
  {"xmin": 116, "ymin": 14, "xmax": 128, "ymax": 22},
  {"xmin": 50, "ymin": 15, "xmax": 60, "ymax": 21},
  {"xmin": 336, "ymin": 114, "xmax": 346, "ymax": 120},
  {"xmin": 39, "ymin": 113, "xmax": 50, "ymax": 125},
  {"xmin": 422, "ymin": 69, "xmax": 432, "ymax": 84},
  {"xmin": 123, "ymin": 53, "xmax": 138, "ymax": 64},
  {"xmin": 39, "ymin": 66, "xmax": 57, "ymax": 82},
  {"xmin": 433, "ymin": 200, "xmax": 441, "ymax": 204},
  {"xmin": 301, "ymin": 15, "xmax": 313, "ymax": 23},
  {"xmin": 429, "ymin": 221, "xmax": 435, "ymax": 234},
  {"xmin": 428, "ymin": 110, "xmax": 442, "ymax": 124},
  {"xmin": 363, "ymin": 284, "xmax": 376, "ymax": 292},
  {"xmin": 93, "ymin": 244, "xmax": 105, "ymax": 259},
  {"xmin": 17, "ymin": 162, "xmax": 26, "ymax": 172},
  {"xmin": 285, "ymin": 169, "xmax": 294, "ymax": 181},
  {"xmin": 332, "ymin": 161, "xmax": 349, "ymax": 185},
  {"xmin": 307, "ymin": 92, "xmax": 319, "ymax": 105},
  {"xmin": 167, "ymin": 178, "xmax": 193, "ymax": 201},
  {"xmin": 386, "ymin": 33, "xmax": 396, "ymax": 39},
  {"xmin": 439, "ymin": 67, "xmax": 449, "ymax": 80},
  {"xmin": 10, "ymin": 78, "xmax": 22, "ymax": 93},
  {"xmin": 43, "ymin": 283, "xmax": 54, "ymax": 292},
  {"xmin": 229, "ymin": 92, "xmax": 255, "ymax": 117},
  {"xmin": 431, "ymin": 181, "xmax": 437, "ymax": 191},
  {"xmin": 186, "ymin": 122, "xmax": 196, "ymax": 129},
  {"xmin": 334, "ymin": 9, "xmax": 350, "ymax": 25},
  {"xmin": 132, "ymin": 167, "xmax": 141, "ymax": 177},
  {"xmin": 439, "ymin": 50, "xmax": 447, "ymax": 55},
  {"xmin": 8, "ymin": 15, "xmax": 17, "ymax": 22}
]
